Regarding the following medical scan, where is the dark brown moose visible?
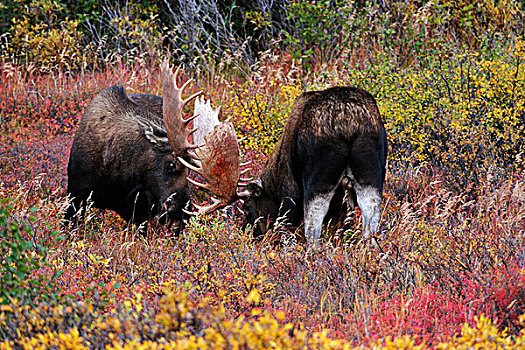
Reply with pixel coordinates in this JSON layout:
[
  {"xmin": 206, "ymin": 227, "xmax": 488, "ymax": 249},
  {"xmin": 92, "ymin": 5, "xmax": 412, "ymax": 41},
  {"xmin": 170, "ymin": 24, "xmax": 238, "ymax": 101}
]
[
  {"xmin": 66, "ymin": 60, "xmax": 201, "ymax": 235},
  {"xmin": 182, "ymin": 86, "xmax": 388, "ymax": 244}
]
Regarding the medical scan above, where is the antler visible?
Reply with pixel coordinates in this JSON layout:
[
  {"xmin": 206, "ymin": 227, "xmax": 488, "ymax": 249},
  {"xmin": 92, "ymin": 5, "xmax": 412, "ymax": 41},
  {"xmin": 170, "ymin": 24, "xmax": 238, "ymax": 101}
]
[
  {"xmin": 161, "ymin": 59, "xmax": 202, "ymax": 154},
  {"xmin": 192, "ymin": 95, "xmax": 221, "ymax": 147},
  {"xmin": 178, "ymin": 97, "xmax": 250, "ymax": 215}
]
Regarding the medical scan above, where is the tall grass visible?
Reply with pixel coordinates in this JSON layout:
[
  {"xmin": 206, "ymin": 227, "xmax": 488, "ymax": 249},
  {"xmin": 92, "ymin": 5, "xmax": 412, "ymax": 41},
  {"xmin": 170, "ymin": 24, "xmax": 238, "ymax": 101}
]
[{"xmin": 1, "ymin": 25, "xmax": 525, "ymax": 350}]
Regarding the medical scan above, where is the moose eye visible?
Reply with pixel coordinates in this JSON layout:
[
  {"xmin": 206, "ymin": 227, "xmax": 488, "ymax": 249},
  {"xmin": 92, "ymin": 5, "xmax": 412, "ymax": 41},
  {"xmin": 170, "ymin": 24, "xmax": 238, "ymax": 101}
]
[{"xmin": 166, "ymin": 160, "xmax": 177, "ymax": 175}]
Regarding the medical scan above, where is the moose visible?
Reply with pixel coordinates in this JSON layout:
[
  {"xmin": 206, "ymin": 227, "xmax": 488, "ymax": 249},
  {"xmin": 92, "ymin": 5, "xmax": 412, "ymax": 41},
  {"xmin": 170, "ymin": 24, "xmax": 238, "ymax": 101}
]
[
  {"xmin": 181, "ymin": 87, "xmax": 388, "ymax": 244},
  {"xmin": 67, "ymin": 60, "xmax": 387, "ymax": 244},
  {"xmin": 65, "ymin": 60, "xmax": 201, "ymax": 235}
]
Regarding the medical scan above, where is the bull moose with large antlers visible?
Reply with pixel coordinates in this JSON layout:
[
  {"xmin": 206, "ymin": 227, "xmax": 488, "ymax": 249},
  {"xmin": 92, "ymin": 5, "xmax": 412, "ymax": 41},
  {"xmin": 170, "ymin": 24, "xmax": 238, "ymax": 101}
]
[
  {"xmin": 66, "ymin": 60, "xmax": 387, "ymax": 244},
  {"xmin": 182, "ymin": 86, "xmax": 388, "ymax": 244},
  {"xmin": 65, "ymin": 60, "xmax": 201, "ymax": 235}
]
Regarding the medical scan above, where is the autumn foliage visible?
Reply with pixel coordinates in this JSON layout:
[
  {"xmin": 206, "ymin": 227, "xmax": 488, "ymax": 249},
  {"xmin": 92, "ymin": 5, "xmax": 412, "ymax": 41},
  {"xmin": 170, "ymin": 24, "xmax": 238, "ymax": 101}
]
[{"xmin": 1, "ymin": 1, "xmax": 525, "ymax": 349}]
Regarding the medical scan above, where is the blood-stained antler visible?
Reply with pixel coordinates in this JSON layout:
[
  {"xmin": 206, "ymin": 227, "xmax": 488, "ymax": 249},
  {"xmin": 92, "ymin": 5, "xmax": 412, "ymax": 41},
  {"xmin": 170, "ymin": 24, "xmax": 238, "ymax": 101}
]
[
  {"xmin": 161, "ymin": 59, "xmax": 202, "ymax": 154},
  {"xmin": 178, "ymin": 97, "xmax": 251, "ymax": 215}
]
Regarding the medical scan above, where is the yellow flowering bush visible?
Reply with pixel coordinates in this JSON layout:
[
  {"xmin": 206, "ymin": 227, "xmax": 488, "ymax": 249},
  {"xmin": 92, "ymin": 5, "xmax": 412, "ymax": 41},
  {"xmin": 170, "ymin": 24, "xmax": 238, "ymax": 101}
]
[
  {"xmin": 389, "ymin": 42, "xmax": 524, "ymax": 185},
  {"xmin": 437, "ymin": 315, "xmax": 525, "ymax": 349},
  {"xmin": 5, "ymin": 292, "xmax": 525, "ymax": 349},
  {"xmin": 225, "ymin": 81, "xmax": 302, "ymax": 158},
  {"xmin": 5, "ymin": 328, "xmax": 89, "ymax": 350},
  {"xmin": 6, "ymin": 0, "xmax": 91, "ymax": 71},
  {"xmin": 0, "ymin": 291, "xmax": 348, "ymax": 349}
]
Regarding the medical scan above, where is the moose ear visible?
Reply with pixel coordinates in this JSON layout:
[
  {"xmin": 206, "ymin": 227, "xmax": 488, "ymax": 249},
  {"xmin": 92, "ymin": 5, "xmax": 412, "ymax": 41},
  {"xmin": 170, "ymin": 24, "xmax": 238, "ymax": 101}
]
[
  {"xmin": 247, "ymin": 179, "xmax": 263, "ymax": 198},
  {"xmin": 136, "ymin": 116, "xmax": 171, "ymax": 151}
]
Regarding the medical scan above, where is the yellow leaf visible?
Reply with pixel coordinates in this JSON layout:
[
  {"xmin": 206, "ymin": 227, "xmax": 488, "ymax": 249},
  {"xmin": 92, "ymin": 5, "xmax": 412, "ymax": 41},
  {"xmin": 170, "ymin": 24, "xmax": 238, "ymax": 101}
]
[
  {"xmin": 246, "ymin": 289, "xmax": 261, "ymax": 305},
  {"xmin": 0, "ymin": 305, "xmax": 13, "ymax": 312}
]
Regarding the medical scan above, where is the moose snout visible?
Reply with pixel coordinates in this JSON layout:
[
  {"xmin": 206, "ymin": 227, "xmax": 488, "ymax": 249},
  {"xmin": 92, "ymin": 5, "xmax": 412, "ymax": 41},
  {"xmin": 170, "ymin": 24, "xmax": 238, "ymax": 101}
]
[
  {"xmin": 162, "ymin": 190, "xmax": 190, "ymax": 213},
  {"xmin": 160, "ymin": 191, "xmax": 190, "ymax": 234},
  {"xmin": 165, "ymin": 192, "xmax": 176, "ymax": 209}
]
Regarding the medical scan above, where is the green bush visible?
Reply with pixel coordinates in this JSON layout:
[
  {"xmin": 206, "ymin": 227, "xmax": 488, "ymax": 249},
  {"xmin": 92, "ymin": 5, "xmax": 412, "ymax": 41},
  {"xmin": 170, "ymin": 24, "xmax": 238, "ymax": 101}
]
[
  {"xmin": 0, "ymin": 198, "xmax": 60, "ymax": 306},
  {"xmin": 283, "ymin": 0, "xmax": 353, "ymax": 67}
]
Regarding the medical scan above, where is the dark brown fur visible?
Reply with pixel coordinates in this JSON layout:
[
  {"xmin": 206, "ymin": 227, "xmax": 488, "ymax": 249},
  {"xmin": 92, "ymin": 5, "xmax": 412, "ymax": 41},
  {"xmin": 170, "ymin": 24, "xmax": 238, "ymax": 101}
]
[
  {"xmin": 243, "ymin": 86, "xmax": 387, "ymax": 242},
  {"xmin": 66, "ymin": 86, "xmax": 190, "ymax": 234}
]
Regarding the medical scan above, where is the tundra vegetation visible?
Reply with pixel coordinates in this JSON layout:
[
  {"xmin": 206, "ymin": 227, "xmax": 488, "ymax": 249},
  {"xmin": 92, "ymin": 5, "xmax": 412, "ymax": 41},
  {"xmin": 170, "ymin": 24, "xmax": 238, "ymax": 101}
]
[{"xmin": 0, "ymin": 0, "xmax": 525, "ymax": 348}]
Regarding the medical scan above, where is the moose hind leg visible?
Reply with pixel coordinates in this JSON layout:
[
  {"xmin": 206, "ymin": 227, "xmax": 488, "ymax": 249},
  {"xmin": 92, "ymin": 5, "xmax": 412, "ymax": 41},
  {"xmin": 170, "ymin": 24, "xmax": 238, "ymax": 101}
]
[
  {"xmin": 348, "ymin": 134, "xmax": 386, "ymax": 240},
  {"xmin": 304, "ymin": 187, "xmax": 338, "ymax": 244},
  {"xmin": 354, "ymin": 185, "xmax": 382, "ymax": 240},
  {"xmin": 300, "ymin": 142, "xmax": 349, "ymax": 245}
]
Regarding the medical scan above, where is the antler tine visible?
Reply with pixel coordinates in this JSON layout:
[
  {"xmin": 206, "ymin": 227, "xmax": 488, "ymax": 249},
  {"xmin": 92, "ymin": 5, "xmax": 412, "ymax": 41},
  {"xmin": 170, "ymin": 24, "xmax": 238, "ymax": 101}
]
[
  {"xmin": 177, "ymin": 156, "xmax": 201, "ymax": 173},
  {"xmin": 186, "ymin": 152, "xmax": 200, "ymax": 160},
  {"xmin": 194, "ymin": 198, "xmax": 224, "ymax": 215},
  {"xmin": 180, "ymin": 78, "xmax": 194, "ymax": 92},
  {"xmin": 182, "ymin": 198, "xmax": 224, "ymax": 216},
  {"xmin": 237, "ymin": 190, "xmax": 251, "ymax": 199},
  {"xmin": 173, "ymin": 65, "xmax": 181, "ymax": 79},
  {"xmin": 184, "ymin": 113, "xmax": 199, "ymax": 125},
  {"xmin": 187, "ymin": 177, "xmax": 210, "ymax": 191},
  {"xmin": 240, "ymin": 168, "xmax": 251, "ymax": 175},
  {"xmin": 184, "ymin": 91, "xmax": 203, "ymax": 106},
  {"xmin": 161, "ymin": 59, "xmax": 201, "ymax": 155}
]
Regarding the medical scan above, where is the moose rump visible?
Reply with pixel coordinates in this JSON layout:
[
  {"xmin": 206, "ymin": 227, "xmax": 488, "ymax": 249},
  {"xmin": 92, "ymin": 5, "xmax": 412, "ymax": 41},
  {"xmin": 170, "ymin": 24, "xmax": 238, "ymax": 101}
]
[{"xmin": 243, "ymin": 86, "xmax": 388, "ymax": 242}]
